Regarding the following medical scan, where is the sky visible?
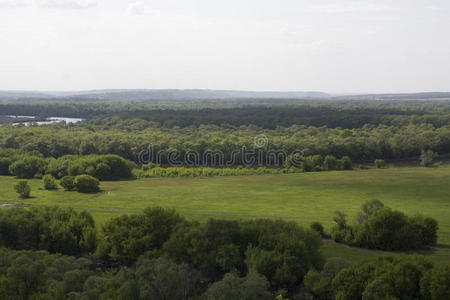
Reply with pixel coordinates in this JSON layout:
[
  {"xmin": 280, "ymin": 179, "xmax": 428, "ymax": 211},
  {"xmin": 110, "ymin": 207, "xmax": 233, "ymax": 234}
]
[{"xmin": 0, "ymin": 0, "xmax": 449, "ymax": 93}]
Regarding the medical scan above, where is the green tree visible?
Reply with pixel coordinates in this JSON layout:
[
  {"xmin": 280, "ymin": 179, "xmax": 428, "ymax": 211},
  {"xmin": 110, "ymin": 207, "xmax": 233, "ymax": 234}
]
[
  {"xmin": 0, "ymin": 157, "xmax": 12, "ymax": 175},
  {"xmin": 14, "ymin": 181, "xmax": 31, "ymax": 198},
  {"xmin": 205, "ymin": 272, "xmax": 272, "ymax": 300},
  {"xmin": 74, "ymin": 175, "xmax": 100, "ymax": 193},
  {"xmin": 43, "ymin": 174, "xmax": 58, "ymax": 190},
  {"xmin": 420, "ymin": 264, "xmax": 450, "ymax": 300},
  {"xmin": 420, "ymin": 149, "xmax": 437, "ymax": 167},
  {"xmin": 374, "ymin": 159, "xmax": 386, "ymax": 169},
  {"xmin": 60, "ymin": 175, "xmax": 76, "ymax": 191}
]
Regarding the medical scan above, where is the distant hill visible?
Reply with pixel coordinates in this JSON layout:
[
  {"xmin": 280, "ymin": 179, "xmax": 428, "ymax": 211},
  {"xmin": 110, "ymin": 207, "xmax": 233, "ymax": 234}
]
[
  {"xmin": 1, "ymin": 89, "xmax": 449, "ymax": 102},
  {"xmin": 0, "ymin": 89, "xmax": 329, "ymax": 102},
  {"xmin": 334, "ymin": 92, "xmax": 450, "ymax": 100}
]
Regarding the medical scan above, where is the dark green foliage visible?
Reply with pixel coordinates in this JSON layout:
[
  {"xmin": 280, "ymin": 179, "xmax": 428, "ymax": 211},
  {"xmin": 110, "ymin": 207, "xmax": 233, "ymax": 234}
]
[
  {"xmin": 163, "ymin": 219, "xmax": 245, "ymax": 276},
  {"xmin": 98, "ymin": 207, "xmax": 185, "ymax": 263},
  {"xmin": 42, "ymin": 174, "xmax": 58, "ymax": 190},
  {"xmin": 421, "ymin": 149, "xmax": 437, "ymax": 167},
  {"xmin": 303, "ymin": 258, "xmax": 351, "ymax": 299},
  {"xmin": 332, "ymin": 256, "xmax": 434, "ymax": 300},
  {"xmin": 0, "ymin": 207, "xmax": 97, "ymax": 255},
  {"xmin": 14, "ymin": 180, "xmax": 31, "ymax": 198},
  {"xmin": 339, "ymin": 156, "xmax": 353, "ymax": 170},
  {"xmin": 1, "ymin": 101, "xmax": 450, "ymax": 166},
  {"xmin": 74, "ymin": 174, "xmax": 100, "ymax": 193},
  {"xmin": 204, "ymin": 271, "xmax": 272, "ymax": 300},
  {"xmin": 323, "ymin": 155, "xmax": 338, "ymax": 170},
  {"xmin": 374, "ymin": 159, "xmax": 386, "ymax": 168},
  {"xmin": 60, "ymin": 175, "xmax": 75, "ymax": 191},
  {"xmin": 0, "ymin": 157, "xmax": 12, "ymax": 175},
  {"xmin": 310, "ymin": 222, "xmax": 325, "ymax": 237},
  {"xmin": 332, "ymin": 201, "xmax": 438, "ymax": 250},
  {"xmin": 9, "ymin": 156, "xmax": 46, "ymax": 178},
  {"xmin": 243, "ymin": 219, "xmax": 323, "ymax": 288},
  {"xmin": 420, "ymin": 264, "xmax": 450, "ymax": 300},
  {"xmin": 0, "ymin": 249, "xmax": 94, "ymax": 300}
]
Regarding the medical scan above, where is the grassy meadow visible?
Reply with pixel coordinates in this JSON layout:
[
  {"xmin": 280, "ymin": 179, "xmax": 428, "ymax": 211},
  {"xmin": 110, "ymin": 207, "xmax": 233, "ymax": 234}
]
[{"xmin": 1, "ymin": 166, "xmax": 450, "ymax": 264}]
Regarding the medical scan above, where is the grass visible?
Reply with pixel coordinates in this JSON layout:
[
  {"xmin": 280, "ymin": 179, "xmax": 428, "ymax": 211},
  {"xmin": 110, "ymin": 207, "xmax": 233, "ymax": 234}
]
[{"xmin": 1, "ymin": 166, "xmax": 450, "ymax": 264}]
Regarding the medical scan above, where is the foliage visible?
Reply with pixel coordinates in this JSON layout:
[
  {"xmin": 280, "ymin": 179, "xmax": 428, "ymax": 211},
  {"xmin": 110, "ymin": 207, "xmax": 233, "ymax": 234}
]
[
  {"xmin": 303, "ymin": 258, "xmax": 350, "ymax": 299},
  {"xmin": 60, "ymin": 175, "xmax": 75, "ymax": 191},
  {"xmin": 9, "ymin": 156, "xmax": 46, "ymax": 178},
  {"xmin": 14, "ymin": 180, "xmax": 31, "ymax": 198},
  {"xmin": 74, "ymin": 174, "xmax": 100, "ymax": 193},
  {"xmin": 98, "ymin": 207, "xmax": 186, "ymax": 263},
  {"xmin": 42, "ymin": 174, "xmax": 58, "ymax": 190},
  {"xmin": 421, "ymin": 149, "xmax": 437, "ymax": 167},
  {"xmin": 204, "ymin": 271, "xmax": 272, "ymax": 300},
  {"xmin": 0, "ymin": 207, "xmax": 97, "ymax": 255},
  {"xmin": 0, "ymin": 157, "xmax": 12, "ymax": 175},
  {"xmin": 331, "ymin": 200, "xmax": 439, "ymax": 250},
  {"xmin": 310, "ymin": 222, "xmax": 325, "ymax": 237},
  {"xmin": 332, "ymin": 256, "xmax": 434, "ymax": 300},
  {"xmin": 374, "ymin": 159, "xmax": 386, "ymax": 168},
  {"xmin": 420, "ymin": 264, "xmax": 450, "ymax": 300}
]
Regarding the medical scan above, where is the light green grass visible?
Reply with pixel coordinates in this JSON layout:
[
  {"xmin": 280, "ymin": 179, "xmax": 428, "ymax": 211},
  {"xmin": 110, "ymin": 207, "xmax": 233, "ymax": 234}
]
[{"xmin": 1, "ymin": 166, "xmax": 450, "ymax": 263}]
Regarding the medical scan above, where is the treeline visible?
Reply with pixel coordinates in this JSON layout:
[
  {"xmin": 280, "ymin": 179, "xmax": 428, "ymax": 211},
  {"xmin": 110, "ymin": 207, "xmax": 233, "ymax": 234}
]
[
  {"xmin": 1, "ymin": 154, "xmax": 134, "ymax": 180},
  {"xmin": 2, "ymin": 100, "xmax": 450, "ymax": 129},
  {"xmin": 1, "ymin": 121, "xmax": 449, "ymax": 163},
  {"xmin": 0, "ymin": 206, "xmax": 447, "ymax": 299}
]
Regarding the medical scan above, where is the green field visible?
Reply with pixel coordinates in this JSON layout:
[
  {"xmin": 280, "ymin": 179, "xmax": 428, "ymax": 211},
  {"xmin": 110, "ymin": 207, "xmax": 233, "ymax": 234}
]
[{"xmin": 1, "ymin": 166, "xmax": 450, "ymax": 264}]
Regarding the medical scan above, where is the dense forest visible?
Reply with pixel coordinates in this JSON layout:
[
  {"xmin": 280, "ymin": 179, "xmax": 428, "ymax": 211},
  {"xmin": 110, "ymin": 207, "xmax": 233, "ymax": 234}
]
[
  {"xmin": 0, "ymin": 206, "xmax": 447, "ymax": 300},
  {"xmin": 1, "ymin": 99, "xmax": 450, "ymax": 299},
  {"xmin": 1, "ymin": 100, "xmax": 450, "ymax": 166}
]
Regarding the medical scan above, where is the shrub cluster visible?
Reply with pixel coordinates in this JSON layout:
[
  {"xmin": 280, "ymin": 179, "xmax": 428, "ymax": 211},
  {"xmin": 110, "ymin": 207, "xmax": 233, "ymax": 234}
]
[
  {"xmin": 331, "ymin": 200, "xmax": 438, "ymax": 250},
  {"xmin": 98, "ymin": 208, "xmax": 323, "ymax": 289},
  {"xmin": 7, "ymin": 154, "xmax": 134, "ymax": 180},
  {"xmin": 0, "ymin": 207, "xmax": 97, "ymax": 256},
  {"xmin": 332, "ymin": 256, "xmax": 450, "ymax": 300}
]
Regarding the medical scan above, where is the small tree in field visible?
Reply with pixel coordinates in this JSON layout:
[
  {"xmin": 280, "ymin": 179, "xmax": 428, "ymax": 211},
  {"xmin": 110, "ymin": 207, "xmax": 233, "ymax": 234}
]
[
  {"xmin": 14, "ymin": 181, "xmax": 31, "ymax": 198},
  {"xmin": 74, "ymin": 175, "xmax": 100, "ymax": 193},
  {"xmin": 42, "ymin": 174, "xmax": 58, "ymax": 190},
  {"xmin": 374, "ymin": 159, "xmax": 386, "ymax": 169},
  {"xmin": 420, "ymin": 150, "xmax": 436, "ymax": 167}
]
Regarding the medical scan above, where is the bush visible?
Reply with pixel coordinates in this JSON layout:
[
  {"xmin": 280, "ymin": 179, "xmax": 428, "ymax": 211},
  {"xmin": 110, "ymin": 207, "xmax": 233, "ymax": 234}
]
[
  {"xmin": 98, "ymin": 207, "xmax": 185, "ymax": 263},
  {"xmin": 0, "ymin": 207, "xmax": 97, "ymax": 255},
  {"xmin": 205, "ymin": 272, "xmax": 272, "ymax": 300},
  {"xmin": 14, "ymin": 180, "xmax": 31, "ymax": 198},
  {"xmin": 420, "ymin": 149, "xmax": 436, "ymax": 167},
  {"xmin": 333, "ymin": 256, "xmax": 433, "ymax": 300},
  {"xmin": 310, "ymin": 222, "xmax": 325, "ymax": 237},
  {"xmin": 9, "ymin": 156, "xmax": 46, "ymax": 178},
  {"xmin": 323, "ymin": 155, "xmax": 338, "ymax": 170},
  {"xmin": 42, "ymin": 174, "xmax": 58, "ymax": 190},
  {"xmin": 74, "ymin": 175, "xmax": 100, "ymax": 193},
  {"xmin": 332, "ymin": 201, "xmax": 439, "ymax": 250},
  {"xmin": 374, "ymin": 159, "xmax": 386, "ymax": 168},
  {"xmin": 0, "ymin": 157, "xmax": 12, "ymax": 175},
  {"xmin": 60, "ymin": 176, "xmax": 76, "ymax": 191},
  {"xmin": 420, "ymin": 264, "xmax": 450, "ymax": 300},
  {"xmin": 339, "ymin": 156, "xmax": 353, "ymax": 170}
]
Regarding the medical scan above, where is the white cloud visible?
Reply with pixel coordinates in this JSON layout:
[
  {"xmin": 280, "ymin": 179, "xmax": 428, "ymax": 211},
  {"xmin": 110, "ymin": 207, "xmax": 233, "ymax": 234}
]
[
  {"xmin": 35, "ymin": 0, "xmax": 97, "ymax": 9},
  {"xmin": 0, "ymin": 0, "xmax": 28, "ymax": 7}
]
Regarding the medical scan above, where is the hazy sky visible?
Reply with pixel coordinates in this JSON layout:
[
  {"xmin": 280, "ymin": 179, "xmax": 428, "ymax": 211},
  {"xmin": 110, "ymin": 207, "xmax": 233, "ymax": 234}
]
[{"xmin": 1, "ymin": 0, "xmax": 449, "ymax": 93}]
